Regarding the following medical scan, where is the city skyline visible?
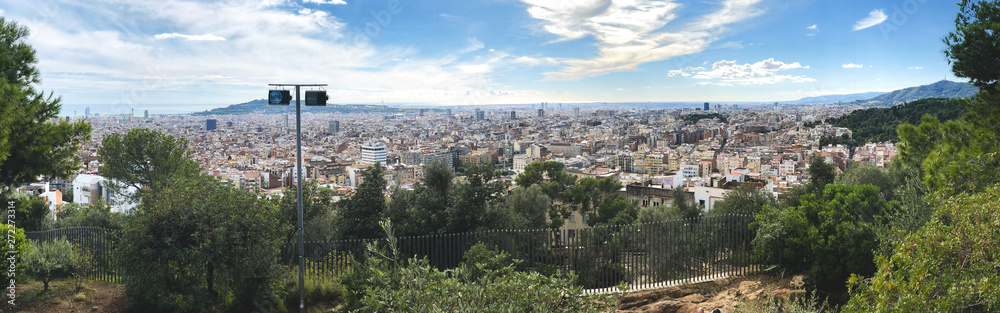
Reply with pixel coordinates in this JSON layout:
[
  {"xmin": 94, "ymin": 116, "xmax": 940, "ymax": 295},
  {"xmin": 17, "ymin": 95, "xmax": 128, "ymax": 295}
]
[{"xmin": 1, "ymin": 0, "xmax": 963, "ymax": 112}]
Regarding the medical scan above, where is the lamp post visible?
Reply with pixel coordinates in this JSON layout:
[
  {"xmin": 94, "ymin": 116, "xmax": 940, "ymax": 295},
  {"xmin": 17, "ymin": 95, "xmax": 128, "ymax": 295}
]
[{"xmin": 267, "ymin": 83, "xmax": 328, "ymax": 313}]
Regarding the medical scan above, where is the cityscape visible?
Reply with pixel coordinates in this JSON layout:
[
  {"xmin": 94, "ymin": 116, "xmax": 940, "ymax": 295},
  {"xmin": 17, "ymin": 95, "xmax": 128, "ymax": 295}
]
[{"xmin": 3, "ymin": 0, "xmax": 1000, "ymax": 312}]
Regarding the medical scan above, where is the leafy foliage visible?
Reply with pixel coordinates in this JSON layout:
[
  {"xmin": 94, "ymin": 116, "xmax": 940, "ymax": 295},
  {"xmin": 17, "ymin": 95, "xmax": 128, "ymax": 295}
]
[
  {"xmin": 0, "ymin": 18, "xmax": 92, "ymax": 188},
  {"xmin": 97, "ymin": 128, "xmax": 201, "ymax": 196},
  {"xmin": 586, "ymin": 194, "xmax": 638, "ymax": 227},
  {"xmin": 23, "ymin": 237, "xmax": 75, "ymax": 290},
  {"xmin": 708, "ymin": 184, "xmax": 776, "ymax": 217},
  {"xmin": 54, "ymin": 200, "xmax": 127, "ymax": 231},
  {"xmin": 683, "ymin": 113, "xmax": 728, "ymax": 124},
  {"xmin": 341, "ymin": 221, "xmax": 618, "ymax": 312},
  {"xmin": 1, "ymin": 223, "xmax": 29, "ymax": 279},
  {"xmin": 823, "ymin": 98, "xmax": 966, "ymax": 144},
  {"xmin": 751, "ymin": 184, "xmax": 889, "ymax": 293},
  {"xmin": 337, "ymin": 162, "xmax": 387, "ymax": 240},
  {"xmin": 116, "ymin": 174, "xmax": 283, "ymax": 313},
  {"xmin": 0, "ymin": 191, "xmax": 50, "ymax": 231},
  {"xmin": 897, "ymin": 113, "xmax": 1000, "ymax": 196},
  {"xmin": 945, "ymin": 0, "xmax": 1000, "ymax": 90},
  {"xmin": 843, "ymin": 184, "xmax": 1000, "ymax": 313}
]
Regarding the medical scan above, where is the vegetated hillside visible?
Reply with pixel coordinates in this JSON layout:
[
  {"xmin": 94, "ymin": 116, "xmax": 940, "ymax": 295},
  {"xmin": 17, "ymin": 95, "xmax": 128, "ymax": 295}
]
[
  {"xmin": 866, "ymin": 80, "xmax": 977, "ymax": 104},
  {"xmin": 825, "ymin": 98, "xmax": 967, "ymax": 143},
  {"xmin": 192, "ymin": 99, "xmax": 419, "ymax": 115},
  {"xmin": 683, "ymin": 113, "xmax": 728, "ymax": 124},
  {"xmin": 789, "ymin": 91, "xmax": 886, "ymax": 104}
]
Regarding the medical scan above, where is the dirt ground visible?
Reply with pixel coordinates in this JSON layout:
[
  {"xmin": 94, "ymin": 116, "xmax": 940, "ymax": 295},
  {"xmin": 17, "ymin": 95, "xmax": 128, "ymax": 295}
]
[
  {"xmin": 1, "ymin": 280, "xmax": 127, "ymax": 313},
  {"xmin": 617, "ymin": 274, "xmax": 809, "ymax": 313}
]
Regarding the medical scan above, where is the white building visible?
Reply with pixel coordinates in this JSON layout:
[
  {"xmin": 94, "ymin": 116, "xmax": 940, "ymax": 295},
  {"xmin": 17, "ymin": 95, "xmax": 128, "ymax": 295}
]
[
  {"xmin": 690, "ymin": 186, "xmax": 728, "ymax": 212},
  {"xmin": 513, "ymin": 154, "xmax": 535, "ymax": 174},
  {"xmin": 72, "ymin": 174, "xmax": 137, "ymax": 214},
  {"xmin": 360, "ymin": 141, "xmax": 388, "ymax": 165}
]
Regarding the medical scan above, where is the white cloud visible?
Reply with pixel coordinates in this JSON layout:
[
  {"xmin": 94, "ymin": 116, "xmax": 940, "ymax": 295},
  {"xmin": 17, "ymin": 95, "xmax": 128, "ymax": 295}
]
[
  {"xmin": 304, "ymin": 0, "xmax": 346, "ymax": 4},
  {"xmin": 908, "ymin": 66, "xmax": 924, "ymax": 70},
  {"xmin": 19, "ymin": 0, "xmax": 542, "ymax": 106},
  {"xmin": 154, "ymin": 33, "xmax": 226, "ymax": 41},
  {"xmin": 807, "ymin": 24, "xmax": 817, "ymax": 30},
  {"xmin": 513, "ymin": 56, "xmax": 560, "ymax": 66},
  {"xmin": 0, "ymin": 9, "xmax": 5, "ymax": 15},
  {"xmin": 853, "ymin": 9, "xmax": 887, "ymax": 31},
  {"xmin": 672, "ymin": 58, "xmax": 814, "ymax": 85},
  {"xmin": 459, "ymin": 37, "xmax": 485, "ymax": 53},
  {"xmin": 842, "ymin": 63, "xmax": 864, "ymax": 69},
  {"xmin": 615, "ymin": 88, "xmax": 624, "ymax": 91},
  {"xmin": 521, "ymin": 0, "xmax": 764, "ymax": 80}
]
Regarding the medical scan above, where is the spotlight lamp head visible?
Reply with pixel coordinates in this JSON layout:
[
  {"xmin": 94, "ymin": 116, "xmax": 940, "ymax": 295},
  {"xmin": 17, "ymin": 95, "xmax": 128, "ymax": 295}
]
[
  {"xmin": 268, "ymin": 90, "xmax": 292, "ymax": 105},
  {"xmin": 305, "ymin": 90, "xmax": 329, "ymax": 106}
]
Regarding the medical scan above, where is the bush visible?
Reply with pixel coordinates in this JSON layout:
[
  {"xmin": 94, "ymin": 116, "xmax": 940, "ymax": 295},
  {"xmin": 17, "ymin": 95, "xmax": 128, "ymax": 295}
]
[
  {"xmin": 22, "ymin": 237, "xmax": 75, "ymax": 290},
  {"xmin": 751, "ymin": 184, "xmax": 889, "ymax": 293},
  {"xmin": 279, "ymin": 266, "xmax": 345, "ymax": 312},
  {"xmin": 116, "ymin": 174, "xmax": 284, "ymax": 313},
  {"xmin": 0, "ymin": 223, "xmax": 29, "ymax": 279},
  {"xmin": 842, "ymin": 184, "xmax": 1000, "ymax": 313},
  {"xmin": 342, "ymin": 220, "xmax": 619, "ymax": 312},
  {"xmin": 735, "ymin": 293, "xmax": 831, "ymax": 313}
]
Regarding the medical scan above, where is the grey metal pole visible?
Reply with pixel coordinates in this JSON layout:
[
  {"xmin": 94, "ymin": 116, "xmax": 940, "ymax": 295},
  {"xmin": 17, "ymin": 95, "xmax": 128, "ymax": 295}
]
[{"xmin": 296, "ymin": 85, "xmax": 306, "ymax": 313}]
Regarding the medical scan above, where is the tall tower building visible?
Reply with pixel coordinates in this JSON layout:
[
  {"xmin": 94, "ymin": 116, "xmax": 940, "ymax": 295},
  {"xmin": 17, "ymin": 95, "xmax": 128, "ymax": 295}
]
[
  {"xmin": 475, "ymin": 108, "xmax": 485, "ymax": 121},
  {"xmin": 205, "ymin": 119, "xmax": 217, "ymax": 131},
  {"xmin": 85, "ymin": 107, "xmax": 90, "ymax": 116},
  {"xmin": 704, "ymin": 102, "xmax": 710, "ymax": 111},
  {"xmin": 537, "ymin": 109, "xmax": 544, "ymax": 117},
  {"xmin": 283, "ymin": 113, "xmax": 289, "ymax": 129},
  {"xmin": 144, "ymin": 110, "xmax": 149, "ymax": 119},
  {"xmin": 573, "ymin": 107, "xmax": 580, "ymax": 117},
  {"xmin": 510, "ymin": 111, "xmax": 516, "ymax": 120},
  {"xmin": 329, "ymin": 120, "xmax": 340, "ymax": 134},
  {"xmin": 446, "ymin": 108, "xmax": 452, "ymax": 115},
  {"xmin": 361, "ymin": 141, "xmax": 387, "ymax": 165}
]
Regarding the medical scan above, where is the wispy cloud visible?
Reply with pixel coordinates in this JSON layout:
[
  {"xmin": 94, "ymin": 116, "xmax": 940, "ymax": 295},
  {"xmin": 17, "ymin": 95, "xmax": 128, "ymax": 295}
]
[
  {"xmin": 154, "ymin": 33, "xmax": 226, "ymax": 41},
  {"xmin": 304, "ymin": 0, "xmax": 347, "ymax": 4},
  {"xmin": 671, "ymin": 58, "xmax": 814, "ymax": 85},
  {"xmin": 807, "ymin": 24, "xmax": 817, "ymax": 30},
  {"xmin": 853, "ymin": 9, "xmax": 887, "ymax": 31},
  {"xmin": 521, "ymin": 0, "xmax": 764, "ymax": 81},
  {"xmin": 842, "ymin": 63, "xmax": 864, "ymax": 69},
  {"xmin": 908, "ymin": 66, "xmax": 924, "ymax": 70}
]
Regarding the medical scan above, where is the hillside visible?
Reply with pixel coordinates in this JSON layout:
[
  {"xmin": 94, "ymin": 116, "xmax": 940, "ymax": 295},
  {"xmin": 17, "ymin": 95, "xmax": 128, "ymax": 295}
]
[
  {"xmin": 192, "ymin": 99, "xmax": 419, "ymax": 115},
  {"xmin": 822, "ymin": 98, "xmax": 967, "ymax": 143},
  {"xmin": 867, "ymin": 80, "xmax": 977, "ymax": 104},
  {"xmin": 789, "ymin": 91, "xmax": 885, "ymax": 104}
]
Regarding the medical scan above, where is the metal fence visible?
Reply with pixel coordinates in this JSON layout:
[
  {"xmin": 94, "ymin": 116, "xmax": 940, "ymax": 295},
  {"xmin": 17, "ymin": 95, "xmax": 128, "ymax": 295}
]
[{"xmin": 26, "ymin": 214, "xmax": 758, "ymax": 293}]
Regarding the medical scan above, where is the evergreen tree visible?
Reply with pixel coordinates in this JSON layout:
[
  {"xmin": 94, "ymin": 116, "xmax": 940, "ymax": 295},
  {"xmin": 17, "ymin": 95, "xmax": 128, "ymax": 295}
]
[{"xmin": 338, "ymin": 162, "xmax": 387, "ymax": 240}]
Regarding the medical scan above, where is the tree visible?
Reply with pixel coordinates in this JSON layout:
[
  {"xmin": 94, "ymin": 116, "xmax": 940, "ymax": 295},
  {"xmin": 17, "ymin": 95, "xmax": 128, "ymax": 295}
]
[
  {"xmin": 0, "ymin": 190, "xmax": 51, "ymax": 231},
  {"xmin": 564, "ymin": 177, "xmax": 621, "ymax": 218},
  {"xmin": 671, "ymin": 188, "xmax": 701, "ymax": 220},
  {"xmin": 116, "ymin": 173, "xmax": 283, "ymax": 312},
  {"xmin": 836, "ymin": 162, "xmax": 895, "ymax": 200},
  {"xmin": 0, "ymin": 18, "xmax": 92, "ymax": 187},
  {"xmin": 944, "ymin": 0, "xmax": 1000, "ymax": 90},
  {"xmin": 338, "ymin": 162, "xmax": 387, "ymax": 240},
  {"xmin": 1, "ymin": 223, "xmax": 29, "ymax": 279},
  {"xmin": 277, "ymin": 181, "xmax": 337, "ymax": 244},
  {"xmin": 843, "ymin": 183, "xmax": 1000, "ymax": 313},
  {"xmin": 447, "ymin": 163, "xmax": 509, "ymax": 233},
  {"xmin": 636, "ymin": 204, "xmax": 685, "ymax": 223},
  {"xmin": 751, "ymin": 184, "xmax": 889, "ymax": 293},
  {"xmin": 806, "ymin": 155, "xmax": 835, "ymax": 194},
  {"xmin": 486, "ymin": 184, "xmax": 551, "ymax": 229},
  {"xmin": 23, "ymin": 237, "xmax": 75, "ymax": 291},
  {"xmin": 54, "ymin": 199, "xmax": 127, "ymax": 231},
  {"xmin": 708, "ymin": 184, "xmax": 776, "ymax": 217},
  {"xmin": 587, "ymin": 194, "xmax": 638, "ymax": 227},
  {"xmin": 98, "ymin": 128, "xmax": 201, "ymax": 196}
]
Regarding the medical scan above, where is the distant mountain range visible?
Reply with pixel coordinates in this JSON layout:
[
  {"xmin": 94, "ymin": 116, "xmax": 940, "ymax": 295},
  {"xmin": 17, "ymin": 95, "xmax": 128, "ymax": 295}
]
[
  {"xmin": 866, "ymin": 80, "xmax": 978, "ymax": 104},
  {"xmin": 788, "ymin": 92, "xmax": 887, "ymax": 104},
  {"xmin": 192, "ymin": 99, "xmax": 421, "ymax": 115},
  {"xmin": 788, "ymin": 80, "xmax": 977, "ymax": 106}
]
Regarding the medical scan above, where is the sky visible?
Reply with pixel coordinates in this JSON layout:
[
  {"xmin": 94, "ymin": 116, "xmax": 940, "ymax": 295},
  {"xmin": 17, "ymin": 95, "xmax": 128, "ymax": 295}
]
[{"xmin": 0, "ymin": 0, "xmax": 965, "ymax": 114}]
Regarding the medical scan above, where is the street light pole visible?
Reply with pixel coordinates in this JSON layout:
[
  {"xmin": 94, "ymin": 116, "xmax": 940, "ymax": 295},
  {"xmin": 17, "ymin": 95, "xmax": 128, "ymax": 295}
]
[{"xmin": 267, "ymin": 83, "xmax": 327, "ymax": 313}]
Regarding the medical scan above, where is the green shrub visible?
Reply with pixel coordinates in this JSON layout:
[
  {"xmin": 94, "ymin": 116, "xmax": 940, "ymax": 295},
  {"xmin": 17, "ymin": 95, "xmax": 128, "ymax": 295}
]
[
  {"xmin": 751, "ymin": 184, "xmax": 889, "ymax": 293},
  {"xmin": 22, "ymin": 237, "xmax": 75, "ymax": 290},
  {"xmin": 842, "ymin": 184, "xmax": 1000, "ymax": 313},
  {"xmin": 342, "ymin": 220, "xmax": 619, "ymax": 312},
  {"xmin": 116, "ymin": 174, "xmax": 284, "ymax": 313},
  {"xmin": 1, "ymin": 223, "xmax": 29, "ymax": 279},
  {"xmin": 280, "ymin": 266, "xmax": 345, "ymax": 311},
  {"xmin": 735, "ymin": 292, "xmax": 831, "ymax": 313}
]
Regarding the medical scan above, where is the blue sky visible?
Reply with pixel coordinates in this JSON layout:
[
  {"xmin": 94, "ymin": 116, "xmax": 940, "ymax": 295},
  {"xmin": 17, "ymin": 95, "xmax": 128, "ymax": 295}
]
[{"xmin": 0, "ymin": 0, "xmax": 964, "ymax": 113}]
